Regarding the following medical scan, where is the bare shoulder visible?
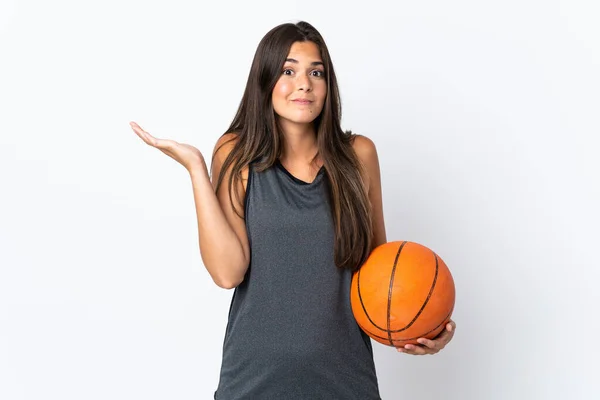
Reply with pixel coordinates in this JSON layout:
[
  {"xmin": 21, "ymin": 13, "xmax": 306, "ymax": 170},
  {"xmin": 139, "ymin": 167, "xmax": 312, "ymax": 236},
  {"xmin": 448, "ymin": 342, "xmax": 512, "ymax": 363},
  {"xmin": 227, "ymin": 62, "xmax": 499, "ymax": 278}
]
[
  {"xmin": 211, "ymin": 132, "xmax": 248, "ymax": 192},
  {"xmin": 351, "ymin": 134, "xmax": 380, "ymax": 191},
  {"xmin": 212, "ymin": 132, "xmax": 240, "ymax": 161},
  {"xmin": 351, "ymin": 133, "xmax": 376, "ymax": 148}
]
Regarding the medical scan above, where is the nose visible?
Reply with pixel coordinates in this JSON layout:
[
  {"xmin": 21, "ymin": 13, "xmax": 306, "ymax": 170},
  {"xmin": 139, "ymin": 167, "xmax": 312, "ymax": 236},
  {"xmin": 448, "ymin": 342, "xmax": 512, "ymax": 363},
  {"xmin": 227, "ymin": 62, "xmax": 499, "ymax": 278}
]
[{"xmin": 296, "ymin": 73, "xmax": 312, "ymax": 92}]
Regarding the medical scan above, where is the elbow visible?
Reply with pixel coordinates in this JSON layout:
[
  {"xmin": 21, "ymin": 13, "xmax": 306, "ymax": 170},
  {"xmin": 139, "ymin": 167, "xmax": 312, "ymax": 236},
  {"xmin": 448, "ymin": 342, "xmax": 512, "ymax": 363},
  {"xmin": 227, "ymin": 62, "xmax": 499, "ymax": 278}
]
[
  {"xmin": 215, "ymin": 276, "xmax": 243, "ymax": 289},
  {"xmin": 212, "ymin": 265, "xmax": 246, "ymax": 290},
  {"xmin": 204, "ymin": 251, "xmax": 248, "ymax": 289}
]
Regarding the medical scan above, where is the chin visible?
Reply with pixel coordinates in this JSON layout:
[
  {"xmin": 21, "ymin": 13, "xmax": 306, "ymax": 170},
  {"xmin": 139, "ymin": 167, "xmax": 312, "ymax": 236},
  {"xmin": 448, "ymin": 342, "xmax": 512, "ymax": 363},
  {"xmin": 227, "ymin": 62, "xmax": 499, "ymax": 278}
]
[
  {"xmin": 286, "ymin": 118, "xmax": 318, "ymax": 126},
  {"xmin": 280, "ymin": 111, "xmax": 321, "ymax": 125}
]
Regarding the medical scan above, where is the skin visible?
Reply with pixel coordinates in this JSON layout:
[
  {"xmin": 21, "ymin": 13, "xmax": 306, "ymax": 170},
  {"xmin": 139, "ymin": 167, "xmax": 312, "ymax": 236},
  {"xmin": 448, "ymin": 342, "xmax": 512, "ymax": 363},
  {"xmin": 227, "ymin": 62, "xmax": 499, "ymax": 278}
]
[
  {"xmin": 272, "ymin": 41, "xmax": 327, "ymax": 180},
  {"xmin": 129, "ymin": 39, "xmax": 456, "ymax": 355}
]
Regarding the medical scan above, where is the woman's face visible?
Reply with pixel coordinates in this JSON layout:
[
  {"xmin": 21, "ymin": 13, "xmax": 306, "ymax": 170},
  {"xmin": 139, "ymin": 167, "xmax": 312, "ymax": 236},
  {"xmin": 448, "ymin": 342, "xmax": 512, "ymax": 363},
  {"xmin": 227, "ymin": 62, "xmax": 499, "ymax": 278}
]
[{"xmin": 272, "ymin": 41, "xmax": 327, "ymax": 130}]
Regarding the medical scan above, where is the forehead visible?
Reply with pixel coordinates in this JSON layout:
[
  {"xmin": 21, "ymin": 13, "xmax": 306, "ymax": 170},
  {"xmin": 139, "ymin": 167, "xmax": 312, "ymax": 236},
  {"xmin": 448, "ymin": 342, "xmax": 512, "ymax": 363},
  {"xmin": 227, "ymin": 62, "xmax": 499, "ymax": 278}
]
[{"xmin": 286, "ymin": 41, "xmax": 322, "ymax": 62}]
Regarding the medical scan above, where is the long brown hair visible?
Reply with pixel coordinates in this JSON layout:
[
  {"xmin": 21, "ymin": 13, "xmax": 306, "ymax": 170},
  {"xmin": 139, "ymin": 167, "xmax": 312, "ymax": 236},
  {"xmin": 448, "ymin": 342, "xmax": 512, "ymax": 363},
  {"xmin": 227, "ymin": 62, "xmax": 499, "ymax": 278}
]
[{"xmin": 213, "ymin": 21, "xmax": 372, "ymax": 271}]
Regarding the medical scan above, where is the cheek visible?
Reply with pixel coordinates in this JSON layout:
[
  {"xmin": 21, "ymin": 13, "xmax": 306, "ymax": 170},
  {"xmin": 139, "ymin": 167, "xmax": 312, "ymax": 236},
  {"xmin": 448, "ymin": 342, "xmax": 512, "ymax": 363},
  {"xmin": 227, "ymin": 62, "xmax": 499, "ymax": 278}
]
[{"xmin": 273, "ymin": 81, "xmax": 292, "ymax": 101}]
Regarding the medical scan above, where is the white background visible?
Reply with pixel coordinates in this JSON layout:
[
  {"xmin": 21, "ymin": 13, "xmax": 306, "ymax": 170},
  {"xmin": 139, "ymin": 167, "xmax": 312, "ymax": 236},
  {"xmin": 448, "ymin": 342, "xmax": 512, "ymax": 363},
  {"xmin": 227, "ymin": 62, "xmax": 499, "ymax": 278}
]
[{"xmin": 1, "ymin": 0, "xmax": 598, "ymax": 399}]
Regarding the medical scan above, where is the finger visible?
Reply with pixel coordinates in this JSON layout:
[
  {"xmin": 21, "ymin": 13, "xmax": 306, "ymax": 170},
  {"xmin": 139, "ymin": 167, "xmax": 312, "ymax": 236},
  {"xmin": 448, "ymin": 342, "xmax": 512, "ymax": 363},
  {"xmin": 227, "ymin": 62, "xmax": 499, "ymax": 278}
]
[
  {"xmin": 448, "ymin": 320, "xmax": 456, "ymax": 332},
  {"xmin": 417, "ymin": 338, "xmax": 437, "ymax": 349},
  {"xmin": 130, "ymin": 121, "xmax": 145, "ymax": 133},
  {"xmin": 430, "ymin": 328, "xmax": 455, "ymax": 350},
  {"xmin": 131, "ymin": 125, "xmax": 176, "ymax": 150},
  {"xmin": 130, "ymin": 122, "xmax": 159, "ymax": 145},
  {"xmin": 130, "ymin": 123, "xmax": 156, "ymax": 145},
  {"xmin": 433, "ymin": 329, "xmax": 454, "ymax": 346},
  {"xmin": 402, "ymin": 344, "xmax": 431, "ymax": 356},
  {"xmin": 434, "ymin": 322, "xmax": 456, "ymax": 341}
]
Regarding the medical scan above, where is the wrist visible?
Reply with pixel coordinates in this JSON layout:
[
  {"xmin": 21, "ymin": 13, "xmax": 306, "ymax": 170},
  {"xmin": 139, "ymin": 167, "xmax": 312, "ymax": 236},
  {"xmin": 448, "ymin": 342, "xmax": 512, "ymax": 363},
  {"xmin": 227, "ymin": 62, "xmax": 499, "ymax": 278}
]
[{"xmin": 188, "ymin": 159, "xmax": 208, "ymax": 180}]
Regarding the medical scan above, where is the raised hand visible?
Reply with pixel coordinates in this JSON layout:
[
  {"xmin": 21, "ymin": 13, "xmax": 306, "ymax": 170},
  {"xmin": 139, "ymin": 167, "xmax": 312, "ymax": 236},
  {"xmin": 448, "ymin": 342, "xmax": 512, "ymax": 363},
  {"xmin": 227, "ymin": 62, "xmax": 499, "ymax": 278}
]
[{"xmin": 129, "ymin": 121, "xmax": 205, "ymax": 172}]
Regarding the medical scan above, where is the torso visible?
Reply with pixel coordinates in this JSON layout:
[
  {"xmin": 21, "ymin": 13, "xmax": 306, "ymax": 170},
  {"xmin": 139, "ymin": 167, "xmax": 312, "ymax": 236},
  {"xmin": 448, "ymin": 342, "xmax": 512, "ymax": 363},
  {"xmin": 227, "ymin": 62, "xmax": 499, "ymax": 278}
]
[{"xmin": 214, "ymin": 157, "xmax": 381, "ymax": 399}]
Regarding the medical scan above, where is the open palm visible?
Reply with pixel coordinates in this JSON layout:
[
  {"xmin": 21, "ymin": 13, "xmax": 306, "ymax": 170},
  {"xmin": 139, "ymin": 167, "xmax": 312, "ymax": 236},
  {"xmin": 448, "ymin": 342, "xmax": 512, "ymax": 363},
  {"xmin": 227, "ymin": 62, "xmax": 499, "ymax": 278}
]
[{"xmin": 129, "ymin": 121, "xmax": 204, "ymax": 172}]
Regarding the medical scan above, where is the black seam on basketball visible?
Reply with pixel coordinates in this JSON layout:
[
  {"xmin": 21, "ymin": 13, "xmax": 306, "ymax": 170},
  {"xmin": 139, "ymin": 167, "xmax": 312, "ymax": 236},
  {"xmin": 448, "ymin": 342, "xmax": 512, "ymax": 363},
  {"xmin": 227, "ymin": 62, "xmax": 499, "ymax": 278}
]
[
  {"xmin": 357, "ymin": 267, "xmax": 387, "ymax": 333},
  {"xmin": 357, "ymin": 309, "xmax": 453, "ymax": 343},
  {"xmin": 357, "ymin": 242, "xmax": 406, "ymax": 333},
  {"xmin": 386, "ymin": 249, "xmax": 439, "ymax": 333},
  {"xmin": 387, "ymin": 241, "xmax": 406, "ymax": 345}
]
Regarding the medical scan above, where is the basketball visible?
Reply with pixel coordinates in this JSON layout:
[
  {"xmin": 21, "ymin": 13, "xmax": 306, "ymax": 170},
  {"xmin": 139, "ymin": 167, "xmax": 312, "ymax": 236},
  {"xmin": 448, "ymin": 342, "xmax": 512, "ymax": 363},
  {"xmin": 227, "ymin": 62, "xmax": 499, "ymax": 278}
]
[{"xmin": 350, "ymin": 241, "xmax": 455, "ymax": 347}]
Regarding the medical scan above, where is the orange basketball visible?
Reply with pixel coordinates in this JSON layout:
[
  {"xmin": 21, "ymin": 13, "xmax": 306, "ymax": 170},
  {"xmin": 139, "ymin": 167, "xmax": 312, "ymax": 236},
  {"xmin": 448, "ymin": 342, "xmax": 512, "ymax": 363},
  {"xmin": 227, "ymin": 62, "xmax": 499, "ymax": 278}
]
[{"xmin": 351, "ymin": 241, "xmax": 455, "ymax": 347}]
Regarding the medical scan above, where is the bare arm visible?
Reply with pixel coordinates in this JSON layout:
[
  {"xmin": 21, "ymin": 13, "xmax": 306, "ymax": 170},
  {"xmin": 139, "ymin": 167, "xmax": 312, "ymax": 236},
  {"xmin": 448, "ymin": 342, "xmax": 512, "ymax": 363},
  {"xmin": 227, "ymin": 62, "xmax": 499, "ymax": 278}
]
[
  {"xmin": 129, "ymin": 122, "xmax": 248, "ymax": 289},
  {"xmin": 352, "ymin": 134, "xmax": 387, "ymax": 251},
  {"xmin": 188, "ymin": 133, "xmax": 250, "ymax": 289}
]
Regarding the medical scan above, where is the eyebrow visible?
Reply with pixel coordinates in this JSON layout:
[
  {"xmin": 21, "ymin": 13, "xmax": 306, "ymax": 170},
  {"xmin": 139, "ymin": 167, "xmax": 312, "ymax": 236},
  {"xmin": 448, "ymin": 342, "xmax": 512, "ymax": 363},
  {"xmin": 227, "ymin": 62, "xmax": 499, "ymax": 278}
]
[{"xmin": 285, "ymin": 58, "xmax": 324, "ymax": 67}]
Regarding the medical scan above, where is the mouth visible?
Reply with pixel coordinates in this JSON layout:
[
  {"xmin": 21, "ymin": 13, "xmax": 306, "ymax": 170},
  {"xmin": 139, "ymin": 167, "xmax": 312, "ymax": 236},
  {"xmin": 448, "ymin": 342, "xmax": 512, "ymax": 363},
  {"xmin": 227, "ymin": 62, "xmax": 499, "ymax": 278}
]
[{"xmin": 292, "ymin": 99, "xmax": 313, "ymax": 105}]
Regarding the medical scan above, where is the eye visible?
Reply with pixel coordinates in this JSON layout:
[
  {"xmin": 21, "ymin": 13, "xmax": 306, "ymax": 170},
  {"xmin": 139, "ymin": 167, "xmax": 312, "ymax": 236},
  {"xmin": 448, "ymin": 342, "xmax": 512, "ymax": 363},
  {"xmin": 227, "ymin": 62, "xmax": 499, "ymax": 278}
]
[
  {"xmin": 282, "ymin": 68, "xmax": 294, "ymax": 76},
  {"xmin": 311, "ymin": 70, "xmax": 325, "ymax": 77}
]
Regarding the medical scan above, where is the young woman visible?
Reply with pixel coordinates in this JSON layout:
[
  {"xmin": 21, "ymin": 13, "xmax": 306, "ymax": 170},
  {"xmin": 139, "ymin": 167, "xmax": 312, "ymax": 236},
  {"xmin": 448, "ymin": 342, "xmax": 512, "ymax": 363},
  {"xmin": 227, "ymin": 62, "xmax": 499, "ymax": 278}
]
[{"xmin": 130, "ymin": 20, "xmax": 455, "ymax": 400}]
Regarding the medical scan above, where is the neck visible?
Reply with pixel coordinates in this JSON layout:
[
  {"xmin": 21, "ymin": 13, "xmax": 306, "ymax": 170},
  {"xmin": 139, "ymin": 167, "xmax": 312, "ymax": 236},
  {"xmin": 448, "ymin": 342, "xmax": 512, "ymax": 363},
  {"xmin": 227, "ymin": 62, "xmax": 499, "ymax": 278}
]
[{"xmin": 278, "ymin": 121, "xmax": 319, "ymax": 164}]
